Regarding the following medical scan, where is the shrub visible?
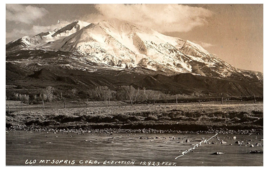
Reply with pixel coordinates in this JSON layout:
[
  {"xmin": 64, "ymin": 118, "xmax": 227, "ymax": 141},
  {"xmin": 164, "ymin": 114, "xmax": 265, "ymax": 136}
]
[{"xmin": 145, "ymin": 114, "xmax": 158, "ymax": 121}]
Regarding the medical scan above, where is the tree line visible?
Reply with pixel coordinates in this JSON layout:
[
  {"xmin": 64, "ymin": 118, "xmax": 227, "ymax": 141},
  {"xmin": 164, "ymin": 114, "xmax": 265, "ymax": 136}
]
[
  {"xmin": 10, "ymin": 85, "xmax": 181, "ymax": 105},
  {"xmin": 86, "ymin": 85, "xmax": 182, "ymax": 104},
  {"xmin": 9, "ymin": 85, "xmax": 260, "ymax": 106}
]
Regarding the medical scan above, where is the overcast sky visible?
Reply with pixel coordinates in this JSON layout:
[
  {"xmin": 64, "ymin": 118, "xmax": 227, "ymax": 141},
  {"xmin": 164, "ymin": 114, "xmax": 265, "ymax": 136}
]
[{"xmin": 6, "ymin": 4, "xmax": 263, "ymax": 72}]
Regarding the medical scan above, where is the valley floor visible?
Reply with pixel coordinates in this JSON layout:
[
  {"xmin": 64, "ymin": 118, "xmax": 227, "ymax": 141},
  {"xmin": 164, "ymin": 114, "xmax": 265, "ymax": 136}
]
[
  {"xmin": 6, "ymin": 101, "xmax": 263, "ymax": 166},
  {"xmin": 6, "ymin": 131, "xmax": 263, "ymax": 166}
]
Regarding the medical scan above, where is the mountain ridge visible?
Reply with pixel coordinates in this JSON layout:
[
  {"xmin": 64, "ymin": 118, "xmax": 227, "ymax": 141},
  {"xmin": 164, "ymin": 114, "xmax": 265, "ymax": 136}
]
[{"xmin": 6, "ymin": 20, "xmax": 263, "ymax": 97}]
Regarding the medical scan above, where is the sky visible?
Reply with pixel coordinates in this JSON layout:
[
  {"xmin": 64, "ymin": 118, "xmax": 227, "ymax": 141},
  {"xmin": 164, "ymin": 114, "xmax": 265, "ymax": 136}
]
[{"xmin": 6, "ymin": 4, "xmax": 263, "ymax": 72}]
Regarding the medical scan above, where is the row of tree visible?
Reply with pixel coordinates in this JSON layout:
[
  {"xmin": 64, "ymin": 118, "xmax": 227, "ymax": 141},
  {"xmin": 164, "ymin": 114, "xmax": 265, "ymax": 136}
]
[
  {"xmin": 11, "ymin": 85, "xmax": 260, "ymax": 105},
  {"xmin": 13, "ymin": 86, "xmax": 55, "ymax": 103},
  {"xmin": 12, "ymin": 85, "xmax": 172, "ymax": 104},
  {"xmin": 87, "ymin": 86, "xmax": 170, "ymax": 104}
]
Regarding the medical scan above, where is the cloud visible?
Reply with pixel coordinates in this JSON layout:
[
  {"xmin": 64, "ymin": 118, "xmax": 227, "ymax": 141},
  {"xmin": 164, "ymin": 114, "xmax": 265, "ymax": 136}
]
[
  {"xmin": 90, "ymin": 4, "xmax": 213, "ymax": 32},
  {"xmin": 192, "ymin": 41, "xmax": 214, "ymax": 49},
  {"xmin": 6, "ymin": 4, "xmax": 48, "ymax": 24},
  {"xmin": 200, "ymin": 42, "xmax": 214, "ymax": 48}
]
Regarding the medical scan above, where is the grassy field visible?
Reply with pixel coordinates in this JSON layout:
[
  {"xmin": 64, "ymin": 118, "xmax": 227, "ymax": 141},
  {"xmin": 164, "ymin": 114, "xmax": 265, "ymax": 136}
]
[{"xmin": 6, "ymin": 100, "xmax": 263, "ymax": 133}]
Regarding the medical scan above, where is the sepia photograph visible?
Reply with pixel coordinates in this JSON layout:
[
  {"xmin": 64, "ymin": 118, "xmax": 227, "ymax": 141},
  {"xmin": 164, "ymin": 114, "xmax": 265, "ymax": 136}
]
[{"xmin": 5, "ymin": 3, "xmax": 263, "ymax": 166}]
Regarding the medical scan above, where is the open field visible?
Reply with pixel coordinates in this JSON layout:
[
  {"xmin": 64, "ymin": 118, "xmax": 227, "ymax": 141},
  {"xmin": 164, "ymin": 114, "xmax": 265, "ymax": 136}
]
[{"xmin": 6, "ymin": 101, "xmax": 263, "ymax": 133}]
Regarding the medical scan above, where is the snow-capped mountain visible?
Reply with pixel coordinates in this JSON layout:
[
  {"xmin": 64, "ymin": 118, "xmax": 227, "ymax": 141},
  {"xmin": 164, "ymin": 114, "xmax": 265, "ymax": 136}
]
[{"xmin": 6, "ymin": 20, "xmax": 263, "ymax": 81}]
